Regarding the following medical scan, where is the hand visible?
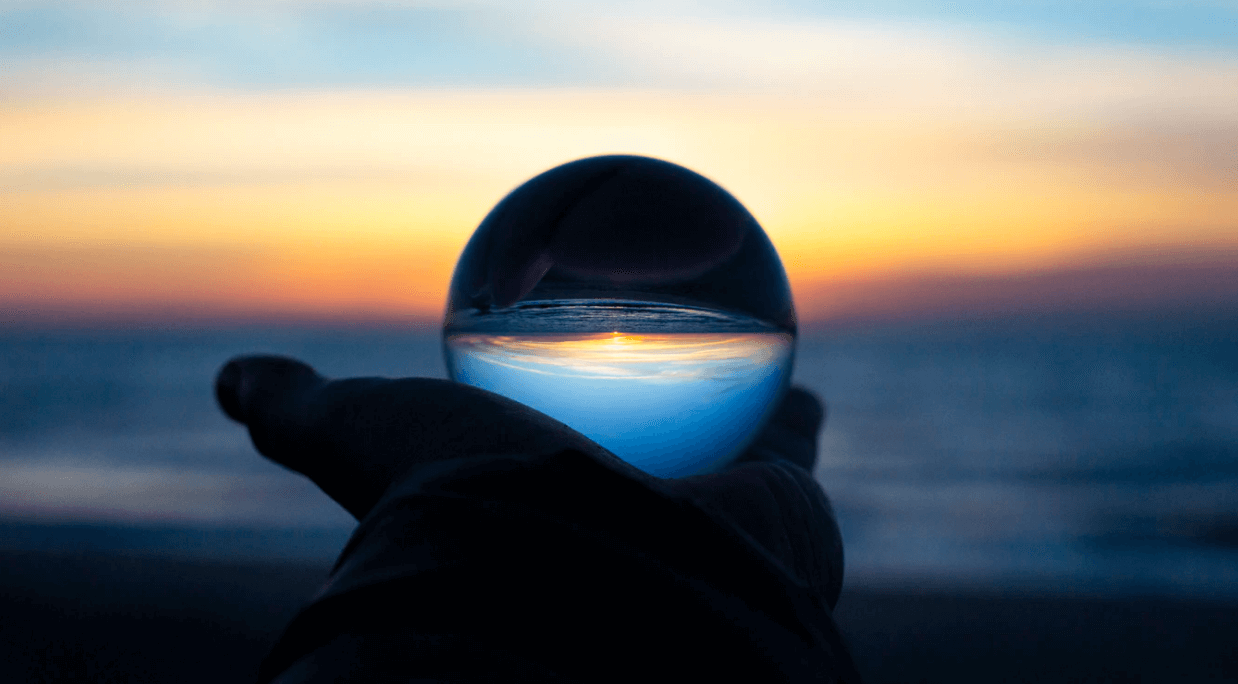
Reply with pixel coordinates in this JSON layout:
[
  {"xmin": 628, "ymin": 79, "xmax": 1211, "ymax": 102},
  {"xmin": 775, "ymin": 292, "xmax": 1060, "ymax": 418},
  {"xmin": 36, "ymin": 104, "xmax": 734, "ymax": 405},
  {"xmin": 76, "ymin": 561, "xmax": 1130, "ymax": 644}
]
[
  {"xmin": 215, "ymin": 355, "xmax": 624, "ymax": 521},
  {"xmin": 215, "ymin": 355, "xmax": 825, "ymax": 521},
  {"xmin": 217, "ymin": 356, "xmax": 851, "ymax": 683}
]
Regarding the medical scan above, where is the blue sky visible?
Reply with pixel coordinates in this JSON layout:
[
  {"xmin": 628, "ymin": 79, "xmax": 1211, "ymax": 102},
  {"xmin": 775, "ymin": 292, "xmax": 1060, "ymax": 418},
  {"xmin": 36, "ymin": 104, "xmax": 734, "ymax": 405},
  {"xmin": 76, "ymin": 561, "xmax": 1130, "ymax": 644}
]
[
  {"xmin": 2, "ymin": 1, "xmax": 1236, "ymax": 90},
  {"xmin": 763, "ymin": 1, "xmax": 1238, "ymax": 47}
]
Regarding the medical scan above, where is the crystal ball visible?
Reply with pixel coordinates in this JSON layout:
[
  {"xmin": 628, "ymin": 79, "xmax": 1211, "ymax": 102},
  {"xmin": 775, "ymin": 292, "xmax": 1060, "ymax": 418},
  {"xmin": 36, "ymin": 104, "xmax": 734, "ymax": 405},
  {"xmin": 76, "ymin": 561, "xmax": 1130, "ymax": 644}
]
[{"xmin": 443, "ymin": 155, "xmax": 796, "ymax": 477}]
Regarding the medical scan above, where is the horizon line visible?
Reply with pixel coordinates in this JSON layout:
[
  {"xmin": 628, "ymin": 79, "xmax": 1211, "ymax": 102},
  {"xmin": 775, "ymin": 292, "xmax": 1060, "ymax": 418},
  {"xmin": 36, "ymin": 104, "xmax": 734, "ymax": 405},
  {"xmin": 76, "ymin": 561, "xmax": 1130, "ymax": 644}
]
[{"xmin": 4, "ymin": 257, "xmax": 1235, "ymax": 331}]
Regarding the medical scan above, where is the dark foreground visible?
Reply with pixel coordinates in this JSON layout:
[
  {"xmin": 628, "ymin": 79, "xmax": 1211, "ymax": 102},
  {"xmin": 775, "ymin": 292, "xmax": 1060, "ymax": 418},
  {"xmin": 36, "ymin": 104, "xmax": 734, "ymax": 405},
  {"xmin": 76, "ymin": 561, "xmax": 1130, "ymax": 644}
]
[{"xmin": 1, "ymin": 550, "xmax": 1235, "ymax": 683}]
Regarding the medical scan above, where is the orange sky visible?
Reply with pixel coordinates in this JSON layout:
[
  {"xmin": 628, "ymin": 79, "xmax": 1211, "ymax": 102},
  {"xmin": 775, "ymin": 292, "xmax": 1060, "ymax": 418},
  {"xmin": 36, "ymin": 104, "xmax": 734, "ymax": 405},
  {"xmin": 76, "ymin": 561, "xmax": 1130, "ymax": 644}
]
[
  {"xmin": 4, "ymin": 4, "xmax": 1238, "ymax": 326},
  {"xmin": 3, "ymin": 82, "xmax": 1236, "ymax": 326}
]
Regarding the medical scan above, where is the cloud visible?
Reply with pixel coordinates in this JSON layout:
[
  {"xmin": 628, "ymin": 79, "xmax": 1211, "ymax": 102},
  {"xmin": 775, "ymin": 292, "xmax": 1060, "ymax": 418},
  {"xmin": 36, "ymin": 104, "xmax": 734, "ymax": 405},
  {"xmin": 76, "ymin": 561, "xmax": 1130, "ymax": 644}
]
[
  {"xmin": 4, "ymin": 1, "xmax": 1238, "ymax": 107},
  {"xmin": 795, "ymin": 250, "xmax": 1238, "ymax": 324},
  {"xmin": 0, "ymin": 56, "xmax": 211, "ymax": 96},
  {"xmin": 0, "ymin": 1, "xmax": 608, "ymax": 91},
  {"xmin": 537, "ymin": 13, "xmax": 1238, "ymax": 120},
  {"xmin": 2, "ymin": 4, "xmax": 1236, "ymax": 322},
  {"xmin": 447, "ymin": 333, "xmax": 790, "ymax": 381}
]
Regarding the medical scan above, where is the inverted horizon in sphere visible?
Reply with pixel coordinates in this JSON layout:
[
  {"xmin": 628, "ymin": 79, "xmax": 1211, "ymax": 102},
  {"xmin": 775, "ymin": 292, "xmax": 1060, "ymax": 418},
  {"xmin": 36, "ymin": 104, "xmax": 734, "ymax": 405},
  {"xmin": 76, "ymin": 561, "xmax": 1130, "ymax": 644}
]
[
  {"xmin": 445, "ymin": 331, "xmax": 794, "ymax": 477},
  {"xmin": 442, "ymin": 155, "xmax": 798, "ymax": 476}
]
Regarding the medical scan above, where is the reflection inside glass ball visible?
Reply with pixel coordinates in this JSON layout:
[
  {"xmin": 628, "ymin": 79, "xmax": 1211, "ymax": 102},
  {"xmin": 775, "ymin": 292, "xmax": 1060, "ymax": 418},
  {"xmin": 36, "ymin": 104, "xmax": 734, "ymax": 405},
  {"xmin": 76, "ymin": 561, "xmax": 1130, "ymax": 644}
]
[
  {"xmin": 445, "ymin": 301, "xmax": 792, "ymax": 477},
  {"xmin": 443, "ymin": 155, "xmax": 797, "ymax": 477}
]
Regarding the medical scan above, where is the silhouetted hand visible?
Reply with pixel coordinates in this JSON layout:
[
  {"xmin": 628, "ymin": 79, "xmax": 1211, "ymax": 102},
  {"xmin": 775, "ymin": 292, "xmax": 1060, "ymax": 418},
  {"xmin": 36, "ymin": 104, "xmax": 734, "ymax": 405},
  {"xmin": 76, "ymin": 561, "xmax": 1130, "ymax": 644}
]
[
  {"xmin": 215, "ymin": 354, "xmax": 827, "ymax": 521},
  {"xmin": 215, "ymin": 355, "xmax": 856, "ymax": 683}
]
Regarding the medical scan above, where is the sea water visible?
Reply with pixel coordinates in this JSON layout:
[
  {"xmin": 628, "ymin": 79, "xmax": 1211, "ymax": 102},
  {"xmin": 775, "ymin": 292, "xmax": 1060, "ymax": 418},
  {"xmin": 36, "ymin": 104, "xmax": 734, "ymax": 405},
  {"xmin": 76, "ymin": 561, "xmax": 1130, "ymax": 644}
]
[
  {"xmin": 5, "ymin": 314, "xmax": 1236, "ymax": 596},
  {"xmin": 443, "ymin": 300, "xmax": 794, "ymax": 477}
]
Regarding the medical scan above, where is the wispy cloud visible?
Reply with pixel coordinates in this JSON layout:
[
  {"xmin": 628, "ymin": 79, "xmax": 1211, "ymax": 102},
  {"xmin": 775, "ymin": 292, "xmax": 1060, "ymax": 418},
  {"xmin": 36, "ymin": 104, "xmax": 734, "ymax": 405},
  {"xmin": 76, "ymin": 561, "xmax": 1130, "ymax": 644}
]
[
  {"xmin": 4, "ymin": 1, "xmax": 1237, "ymax": 97},
  {"xmin": 448, "ymin": 333, "xmax": 791, "ymax": 381},
  {"xmin": 2, "ymin": 3, "xmax": 1235, "ymax": 322},
  {"xmin": 797, "ymin": 253, "xmax": 1238, "ymax": 324}
]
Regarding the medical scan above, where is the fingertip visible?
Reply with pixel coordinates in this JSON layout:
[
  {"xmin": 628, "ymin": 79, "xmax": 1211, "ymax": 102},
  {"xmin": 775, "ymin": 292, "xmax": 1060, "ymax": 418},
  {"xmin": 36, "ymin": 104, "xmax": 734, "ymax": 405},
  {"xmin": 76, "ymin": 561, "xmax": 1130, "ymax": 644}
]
[
  {"xmin": 215, "ymin": 358, "xmax": 247, "ymax": 423},
  {"xmin": 214, "ymin": 355, "xmax": 323, "ymax": 426}
]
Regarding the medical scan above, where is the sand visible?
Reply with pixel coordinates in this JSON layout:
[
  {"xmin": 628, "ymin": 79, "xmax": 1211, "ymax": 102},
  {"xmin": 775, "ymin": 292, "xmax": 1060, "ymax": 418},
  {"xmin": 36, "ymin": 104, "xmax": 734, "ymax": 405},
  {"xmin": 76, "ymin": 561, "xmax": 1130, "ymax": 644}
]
[{"xmin": 2, "ymin": 549, "xmax": 1235, "ymax": 683}]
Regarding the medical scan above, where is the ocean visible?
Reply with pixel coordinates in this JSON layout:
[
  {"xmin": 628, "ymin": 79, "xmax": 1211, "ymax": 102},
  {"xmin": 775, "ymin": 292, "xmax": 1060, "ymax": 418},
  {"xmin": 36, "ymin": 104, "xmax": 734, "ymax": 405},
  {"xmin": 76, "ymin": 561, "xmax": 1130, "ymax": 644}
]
[{"xmin": 2, "ymin": 311, "xmax": 1235, "ymax": 598}]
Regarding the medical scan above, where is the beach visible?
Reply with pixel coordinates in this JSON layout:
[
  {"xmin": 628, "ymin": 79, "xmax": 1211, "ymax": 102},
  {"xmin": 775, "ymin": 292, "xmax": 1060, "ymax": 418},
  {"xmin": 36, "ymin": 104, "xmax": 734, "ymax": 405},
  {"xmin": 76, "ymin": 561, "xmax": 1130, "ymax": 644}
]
[
  {"xmin": 3, "ymin": 543, "xmax": 1235, "ymax": 683},
  {"xmin": 2, "ymin": 314, "xmax": 1236, "ymax": 681}
]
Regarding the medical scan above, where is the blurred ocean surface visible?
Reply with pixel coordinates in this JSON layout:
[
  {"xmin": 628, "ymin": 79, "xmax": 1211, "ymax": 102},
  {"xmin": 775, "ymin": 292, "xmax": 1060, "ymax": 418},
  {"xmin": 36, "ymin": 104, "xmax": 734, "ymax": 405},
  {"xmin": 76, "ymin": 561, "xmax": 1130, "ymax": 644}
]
[{"xmin": 2, "ymin": 312, "xmax": 1236, "ymax": 598}]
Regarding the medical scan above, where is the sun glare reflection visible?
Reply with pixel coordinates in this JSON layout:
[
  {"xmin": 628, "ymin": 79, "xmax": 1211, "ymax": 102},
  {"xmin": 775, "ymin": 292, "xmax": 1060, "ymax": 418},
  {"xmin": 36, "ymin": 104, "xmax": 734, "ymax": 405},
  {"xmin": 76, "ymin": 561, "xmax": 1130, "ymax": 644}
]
[{"xmin": 446, "ymin": 332, "xmax": 790, "ymax": 381}]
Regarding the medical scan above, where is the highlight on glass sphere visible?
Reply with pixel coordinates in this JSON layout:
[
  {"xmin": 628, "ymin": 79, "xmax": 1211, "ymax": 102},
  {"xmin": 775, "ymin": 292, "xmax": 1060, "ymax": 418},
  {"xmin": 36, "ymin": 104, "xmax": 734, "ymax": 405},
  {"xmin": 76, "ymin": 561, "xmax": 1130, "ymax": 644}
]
[{"xmin": 442, "ymin": 155, "xmax": 797, "ymax": 478}]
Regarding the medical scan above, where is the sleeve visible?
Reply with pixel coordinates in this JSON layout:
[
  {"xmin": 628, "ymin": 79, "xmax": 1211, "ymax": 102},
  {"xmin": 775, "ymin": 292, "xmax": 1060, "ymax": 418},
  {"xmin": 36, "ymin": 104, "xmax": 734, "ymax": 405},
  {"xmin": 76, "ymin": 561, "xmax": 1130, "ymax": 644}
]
[{"xmin": 257, "ymin": 449, "xmax": 862, "ymax": 684}]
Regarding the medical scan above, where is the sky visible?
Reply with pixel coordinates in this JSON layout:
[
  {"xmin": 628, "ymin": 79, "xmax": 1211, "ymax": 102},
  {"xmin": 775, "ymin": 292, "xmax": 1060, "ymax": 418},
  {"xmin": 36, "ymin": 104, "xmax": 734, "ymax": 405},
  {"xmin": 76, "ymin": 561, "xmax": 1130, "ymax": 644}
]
[
  {"xmin": 447, "ymin": 331, "xmax": 792, "ymax": 476},
  {"xmin": 2, "ymin": 0, "xmax": 1236, "ymax": 325}
]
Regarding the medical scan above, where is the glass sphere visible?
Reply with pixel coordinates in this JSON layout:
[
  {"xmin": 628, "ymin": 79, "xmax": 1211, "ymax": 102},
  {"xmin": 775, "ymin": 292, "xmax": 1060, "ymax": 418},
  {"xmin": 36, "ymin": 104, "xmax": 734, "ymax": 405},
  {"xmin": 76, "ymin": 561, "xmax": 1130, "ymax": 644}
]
[{"xmin": 443, "ymin": 155, "xmax": 796, "ymax": 477}]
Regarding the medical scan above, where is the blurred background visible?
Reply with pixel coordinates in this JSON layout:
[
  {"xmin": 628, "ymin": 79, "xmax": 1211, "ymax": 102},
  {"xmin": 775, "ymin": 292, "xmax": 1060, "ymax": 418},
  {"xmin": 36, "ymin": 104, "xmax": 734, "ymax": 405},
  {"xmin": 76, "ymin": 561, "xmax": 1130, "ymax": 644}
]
[{"xmin": 2, "ymin": 1, "xmax": 1236, "ymax": 681}]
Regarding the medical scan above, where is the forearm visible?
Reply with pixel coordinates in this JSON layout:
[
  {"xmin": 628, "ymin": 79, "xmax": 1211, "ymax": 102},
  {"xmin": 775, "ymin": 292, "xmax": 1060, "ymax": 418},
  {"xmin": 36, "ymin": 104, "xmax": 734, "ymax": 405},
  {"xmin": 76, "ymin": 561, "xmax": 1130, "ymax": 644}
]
[{"xmin": 259, "ymin": 449, "xmax": 859, "ymax": 683}]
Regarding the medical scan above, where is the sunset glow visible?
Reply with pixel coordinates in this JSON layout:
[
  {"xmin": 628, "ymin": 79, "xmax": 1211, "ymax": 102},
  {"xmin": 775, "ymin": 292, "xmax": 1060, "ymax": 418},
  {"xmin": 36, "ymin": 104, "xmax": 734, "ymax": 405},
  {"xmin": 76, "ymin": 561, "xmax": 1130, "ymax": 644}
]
[
  {"xmin": 446, "ymin": 332, "xmax": 790, "ymax": 380},
  {"xmin": 2, "ymin": 3, "xmax": 1236, "ymax": 325}
]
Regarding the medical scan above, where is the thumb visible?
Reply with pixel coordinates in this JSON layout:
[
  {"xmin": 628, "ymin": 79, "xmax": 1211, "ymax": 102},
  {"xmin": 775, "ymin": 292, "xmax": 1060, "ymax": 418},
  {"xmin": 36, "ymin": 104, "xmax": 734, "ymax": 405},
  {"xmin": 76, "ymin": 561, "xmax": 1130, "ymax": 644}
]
[
  {"xmin": 215, "ymin": 355, "xmax": 623, "ymax": 520},
  {"xmin": 216, "ymin": 355, "xmax": 395, "ymax": 519},
  {"xmin": 215, "ymin": 355, "xmax": 328, "ymax": 468}
]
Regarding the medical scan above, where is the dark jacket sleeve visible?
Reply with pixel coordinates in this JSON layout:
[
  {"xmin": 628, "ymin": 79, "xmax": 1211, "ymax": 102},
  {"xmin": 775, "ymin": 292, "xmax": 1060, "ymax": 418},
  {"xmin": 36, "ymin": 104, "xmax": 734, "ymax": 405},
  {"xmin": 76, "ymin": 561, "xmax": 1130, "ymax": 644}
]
[{"xmin": 259, "ymin": 449, "xmax": 861, "ymax": 683}]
